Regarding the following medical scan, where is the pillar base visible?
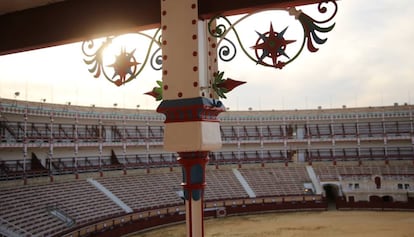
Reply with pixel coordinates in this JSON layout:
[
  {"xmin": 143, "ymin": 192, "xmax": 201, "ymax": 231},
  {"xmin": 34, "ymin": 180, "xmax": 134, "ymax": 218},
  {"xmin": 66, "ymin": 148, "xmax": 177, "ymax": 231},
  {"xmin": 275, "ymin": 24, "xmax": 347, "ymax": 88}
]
[{"xmin": 178, "ymin": 151, "xmax": 209, "ymax": 237}]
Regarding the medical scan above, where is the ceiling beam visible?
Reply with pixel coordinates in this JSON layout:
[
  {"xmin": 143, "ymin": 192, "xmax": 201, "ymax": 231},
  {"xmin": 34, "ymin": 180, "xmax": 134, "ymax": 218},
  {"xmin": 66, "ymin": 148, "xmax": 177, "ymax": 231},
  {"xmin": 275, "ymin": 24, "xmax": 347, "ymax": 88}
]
[
  {"xmin": 198, "ymin": 0, "xmax": 326, "ymax": 19},
  {"xmin": 0, "ymin": 0, "xmax": 324, "ymax": 55}
]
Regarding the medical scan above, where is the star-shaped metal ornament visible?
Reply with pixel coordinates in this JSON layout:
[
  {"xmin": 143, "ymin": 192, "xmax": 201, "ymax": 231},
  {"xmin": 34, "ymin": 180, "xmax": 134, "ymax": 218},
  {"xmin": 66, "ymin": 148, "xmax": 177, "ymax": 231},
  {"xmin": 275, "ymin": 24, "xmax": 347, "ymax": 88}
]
[
  {"xmin": 107, "ymin": 48, "xmax": 140, "ymax": 86},
  {"xmin": 251, "ymin": 23, "xmax": 296, "ymax": 69}
]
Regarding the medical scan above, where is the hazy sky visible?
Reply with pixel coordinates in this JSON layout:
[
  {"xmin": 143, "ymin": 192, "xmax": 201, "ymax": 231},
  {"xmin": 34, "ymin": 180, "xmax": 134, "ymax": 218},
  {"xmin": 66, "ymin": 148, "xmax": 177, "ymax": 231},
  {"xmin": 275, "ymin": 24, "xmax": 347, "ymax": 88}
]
[{"xmin": 0, "ymin": 0, "xmax": 413, "ymax": 111}]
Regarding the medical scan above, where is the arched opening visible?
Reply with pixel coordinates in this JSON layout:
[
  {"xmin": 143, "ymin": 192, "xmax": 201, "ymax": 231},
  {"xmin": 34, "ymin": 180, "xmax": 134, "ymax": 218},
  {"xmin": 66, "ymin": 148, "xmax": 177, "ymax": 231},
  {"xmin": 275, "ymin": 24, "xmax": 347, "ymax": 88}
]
[
  {"xmin": 369, "ymin": 195, "xmax": 382, "ymax": 202},
  {"xmin": 382, "ymin": 195, "xmax": 393, "ymax": 202},
  {"xmin": 323, "ymin": 184, "xmax": 340, "ymax": 209}
]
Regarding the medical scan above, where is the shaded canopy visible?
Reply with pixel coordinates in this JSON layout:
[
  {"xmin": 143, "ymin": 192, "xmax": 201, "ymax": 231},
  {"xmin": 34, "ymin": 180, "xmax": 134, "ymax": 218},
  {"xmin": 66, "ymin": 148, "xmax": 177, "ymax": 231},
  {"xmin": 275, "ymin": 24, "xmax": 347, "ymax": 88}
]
[{"xmin": 0, "ymin": 0, "xmax": 324, "ymax": 55}]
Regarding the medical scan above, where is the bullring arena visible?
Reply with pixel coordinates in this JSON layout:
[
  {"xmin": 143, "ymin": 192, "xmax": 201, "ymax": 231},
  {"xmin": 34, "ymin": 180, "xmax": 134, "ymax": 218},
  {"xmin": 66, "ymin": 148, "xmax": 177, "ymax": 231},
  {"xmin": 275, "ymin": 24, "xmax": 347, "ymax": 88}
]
[{"xmin": 1, "ymin": 98, "xmax": 413, "ymax": 236}]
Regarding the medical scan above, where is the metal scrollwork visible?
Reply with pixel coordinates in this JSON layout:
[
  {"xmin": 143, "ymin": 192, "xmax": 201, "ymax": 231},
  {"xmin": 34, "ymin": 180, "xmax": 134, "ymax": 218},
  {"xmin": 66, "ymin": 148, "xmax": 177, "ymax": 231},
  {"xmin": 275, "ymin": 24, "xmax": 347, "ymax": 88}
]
[
  {"xmin": 218, "ymin": 38, "xmax": 237, "ymax": 62},
  {"xmin": 208, "ymin": 0, "xmax": 338, "ymax": 69},
  {"xmin": 82, "ymin": 28, "xmax": 162, "ymax": 86},
  {"xmin": 150, "ymin": 48, "xmax": 163, "ymax": 71}
]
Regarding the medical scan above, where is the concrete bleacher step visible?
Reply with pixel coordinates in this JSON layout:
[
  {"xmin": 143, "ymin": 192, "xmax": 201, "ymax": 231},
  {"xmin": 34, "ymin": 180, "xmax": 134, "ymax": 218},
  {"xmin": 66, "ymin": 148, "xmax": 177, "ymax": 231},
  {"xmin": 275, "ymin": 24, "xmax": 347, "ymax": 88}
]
[
  {"xmin": 0, "ymin": 217, "xmax": 32, "ymax": 237},
  {"xmin": 87, "ymin": 178, "xmax": 133, "ymax": 213},
  {"xmin": 232, "ymin": 169, "xmax": 256, "ymax": 198},
  {"xmin": 305, "ymin": 166, "xmax": 323, "ymax": 195}
]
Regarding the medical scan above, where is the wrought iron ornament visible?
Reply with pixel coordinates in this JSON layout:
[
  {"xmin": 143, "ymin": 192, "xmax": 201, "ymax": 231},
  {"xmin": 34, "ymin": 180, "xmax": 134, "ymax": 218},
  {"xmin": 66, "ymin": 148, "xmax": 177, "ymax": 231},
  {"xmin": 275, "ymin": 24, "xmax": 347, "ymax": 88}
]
[
  {"xmin": 82, "ymin": 28, "xmax": 163, "ymax": 86},
  {"xmin": 82, "ymin": 1, "xmax": 337, "ymax": 100},
  {"xmin": 145, "ymin": 80, "xmax": 163, "ymax": 101},
  {"xmin": 145, "ymin": 71, "xmax": 246, "ymax": 101},
  {"xmin": 252, "ymin": 24, "xmax": 296, "ymax": 69},
  {"xmin": 208, "ymin": 0, "xmax": 337, "ymax": 69},
  {"xmin": 212, "ymin": 71, "xmax": 246, "ymax": 99}
]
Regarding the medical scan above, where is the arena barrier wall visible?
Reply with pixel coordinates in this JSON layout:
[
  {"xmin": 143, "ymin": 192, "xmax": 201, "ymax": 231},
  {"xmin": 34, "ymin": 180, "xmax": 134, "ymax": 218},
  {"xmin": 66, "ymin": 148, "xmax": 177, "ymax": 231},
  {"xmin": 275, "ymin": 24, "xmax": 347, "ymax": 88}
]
[
  {"xmin": 58, "ymin": 195, "xmax": 326, "ymax": 237},
  {"xmin": 336, "ymin": 197, "xmax": 414, "ymax": 210}
]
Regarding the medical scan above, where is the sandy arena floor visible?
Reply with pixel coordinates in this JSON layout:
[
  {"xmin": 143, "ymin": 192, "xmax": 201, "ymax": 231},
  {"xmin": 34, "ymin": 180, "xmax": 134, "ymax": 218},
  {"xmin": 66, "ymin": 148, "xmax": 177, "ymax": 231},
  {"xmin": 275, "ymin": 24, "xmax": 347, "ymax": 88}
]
[{"xmin": 130, "ymin": 211, "xmax": 414, "ymax": 237}]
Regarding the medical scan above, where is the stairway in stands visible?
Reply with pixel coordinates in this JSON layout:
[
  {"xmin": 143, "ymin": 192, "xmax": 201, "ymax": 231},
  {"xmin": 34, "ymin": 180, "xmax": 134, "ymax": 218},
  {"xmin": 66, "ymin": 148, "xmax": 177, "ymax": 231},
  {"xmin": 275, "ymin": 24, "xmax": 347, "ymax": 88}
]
[
  {"xmin": 232, "ymin": 169, "xmax": 256, "ymax": 198},
  {"xmin": 87, "ymin": 178, "xmax": 133, "ymax": 213},
  {"xmin": 305, "ymin": 166, "xmax": 323, "ymax": 194}
]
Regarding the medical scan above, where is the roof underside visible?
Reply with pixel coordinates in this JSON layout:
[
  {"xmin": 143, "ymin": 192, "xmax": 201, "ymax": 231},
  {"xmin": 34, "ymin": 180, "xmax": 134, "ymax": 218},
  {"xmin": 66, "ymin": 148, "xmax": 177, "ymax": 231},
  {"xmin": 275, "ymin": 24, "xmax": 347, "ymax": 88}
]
[{"xmin": 0, "ymin": 0, "xmax": 324, "ymax": 55}]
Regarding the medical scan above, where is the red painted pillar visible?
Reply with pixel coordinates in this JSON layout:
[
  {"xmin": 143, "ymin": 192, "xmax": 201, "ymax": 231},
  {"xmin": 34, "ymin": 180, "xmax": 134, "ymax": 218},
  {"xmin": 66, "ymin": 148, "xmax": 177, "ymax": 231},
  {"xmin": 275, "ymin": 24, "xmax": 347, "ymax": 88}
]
[
  {"xmin": 178, "ymin": 151, "xmax": 209, "ymax": 237},
  {"xmin": 157, "ymin": 98, "xmax": 224, "ymax": 237}
]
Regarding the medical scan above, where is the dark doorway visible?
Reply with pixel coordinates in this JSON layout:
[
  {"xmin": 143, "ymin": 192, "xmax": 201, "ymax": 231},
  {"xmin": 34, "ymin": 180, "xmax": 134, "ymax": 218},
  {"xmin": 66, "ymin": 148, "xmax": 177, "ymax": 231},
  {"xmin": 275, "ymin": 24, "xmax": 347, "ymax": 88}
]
[
  {"xmin": 374, "ymin": 176, "xmax": 381, "ymax": 189},
  {"xmin": 382, "ymin": 195, "xmax": 393, "ymax": 202},
  {"xmin": 369, "ymin": 195, "xmax": 382, "ymax": 202},
  {"xmin": 323, "ymin": 184, "xmax": 339, "ymax": 210}
]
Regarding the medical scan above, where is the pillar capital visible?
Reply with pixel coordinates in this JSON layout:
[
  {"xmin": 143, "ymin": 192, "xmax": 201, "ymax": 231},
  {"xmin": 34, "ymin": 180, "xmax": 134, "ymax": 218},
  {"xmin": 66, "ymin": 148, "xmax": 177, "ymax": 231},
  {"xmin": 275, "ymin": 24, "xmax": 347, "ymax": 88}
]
[{"xmin": 157, "ymin": 97, "xmax": 224, "ymax": 123}]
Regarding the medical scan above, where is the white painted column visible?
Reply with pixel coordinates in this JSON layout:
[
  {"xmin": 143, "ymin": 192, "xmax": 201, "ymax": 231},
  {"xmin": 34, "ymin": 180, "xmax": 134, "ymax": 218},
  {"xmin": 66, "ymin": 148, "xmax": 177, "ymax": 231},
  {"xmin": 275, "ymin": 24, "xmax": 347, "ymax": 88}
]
[{"xmin": 158, "ymin": 1, "xmax": 224, "ymax": 237}]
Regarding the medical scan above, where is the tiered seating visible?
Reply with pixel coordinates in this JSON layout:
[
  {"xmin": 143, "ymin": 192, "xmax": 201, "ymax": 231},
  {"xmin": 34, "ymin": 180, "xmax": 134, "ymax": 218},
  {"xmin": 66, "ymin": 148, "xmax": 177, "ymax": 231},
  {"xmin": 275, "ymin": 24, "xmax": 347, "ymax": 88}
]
[
  {"xmin": 262, "ymin": 125, "xmax": 284, "ymax": 140},
  {"xmin": 333, "ymin": 122, "xmax": 357, "ymax": 138},
  {"xmin": 10, "ymin": 164, "xmax": 414, "ymax": 236},
  {"xmin": 205, "ymin": 169, "xmax": 248, "ymax": 200},
  {"xmin": 335, "ymin": 148, "xmax": 359, "ymax": 161},
  {"xmin": 237, "ymin": 126, "xmax": 260, "ymax": 141},
  {"xmin": 385, "ymin": 121, "xmax": 411, "ymax": 137},
  {"xmin": 0, "ymin": 156, "xmax": 48, "ymax": 180},
  {"xmin": 122, "ymin": 126, "xmax": 145, "ymax": 142},
  {"xmin": 306, "ymin": 124, "xmax": 331, "ymax": 139},
  {"xmin": 238, "ymin": 167, "xmax": 311, "ymax": 197},
  {"xmin": 210, "ymin": 150, "xmax": 288, "ymax": 164},
  {"xmin": 387, "ymin": 147, "xmax": 414, "ymax": 160},
  {"xmin": 358, "ymin": 148, "xmax": 386, "ymax": 160},
  {"xmin": 358, "ymin": 122, "xmax": 383, "ymax": 137},
  {"xmin": 314, "ymin": 165, "xmax": 414, "ymax": 182},
  {"xmin": 0, "ymin": 180, "xmax": 123, "ymax": 236},
  {"xmin": 96, "ymin": 172, "xmax": 183, "ymax": 210},
  {"xmin": 313, "ymin": 165, "xmax": 341, "ymax": 181},
  {"xmin": 49, "ymin": 156, "xmax": 116, "ymax": 173},
  {"xmin": 121, "ymin": 153, "xmax": 178, "ymax": 168},
  {"xmin": 220, "ymin": 124, "xmax": 288, "ymax": 141},
  {"xmin": 220, "ymin": 126, "xmax": 237, "ymax": 141},
  {"xmin": 95, "ymin": 169, "xmax": 249, "ymax": 210},
  {"xmin": 306, "ymin": 147, "xmax": 413, "ymax": 162},
  {"xmin": 0, "ymin": 120, "xmax": 166, "ymax": 145},
  {"xmin": 380, "ymin": 165, "xmax": 414, "ymax": 175},
  {"xmin": 210, "ymin": 151, "xmax": 236, "ymax": 164},
  {"xmin": 306, "ymin": 149, "xmax": 333, "ymax": 161}
]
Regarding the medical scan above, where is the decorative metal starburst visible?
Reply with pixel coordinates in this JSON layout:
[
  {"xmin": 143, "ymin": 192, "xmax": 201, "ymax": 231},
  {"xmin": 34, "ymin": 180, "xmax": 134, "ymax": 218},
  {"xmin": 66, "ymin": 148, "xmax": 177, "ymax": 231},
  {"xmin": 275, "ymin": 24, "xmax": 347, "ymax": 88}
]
[
  {"xmin": 82, "ymin": 28, "xmax": 163, "ymax": 87},
  {"xmin": 107, "ymin": 48, "xmax": 140, "ymax": 86},
  {"xmin": 251, "ymin": 24, "xmax": 296, "ymax": 69},
  {"xmin": 208, "ymin": 0, "xmax": 338, "ymax": 69},
  {"xmin": 83, "ymin": 1, "xmax": 338, "ymax": 102}
]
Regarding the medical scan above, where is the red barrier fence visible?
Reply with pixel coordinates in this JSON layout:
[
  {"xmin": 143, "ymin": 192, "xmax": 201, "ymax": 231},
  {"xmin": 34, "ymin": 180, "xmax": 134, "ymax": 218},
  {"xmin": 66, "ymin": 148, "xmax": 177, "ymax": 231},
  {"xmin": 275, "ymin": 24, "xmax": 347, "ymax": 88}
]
[
  {"xmin": 336, "ymin": 197, "xmax": 414, "ymax": 210},
  {"xmin": 59, "ymin": 195, "xmax": 326, "ymax": 237}
]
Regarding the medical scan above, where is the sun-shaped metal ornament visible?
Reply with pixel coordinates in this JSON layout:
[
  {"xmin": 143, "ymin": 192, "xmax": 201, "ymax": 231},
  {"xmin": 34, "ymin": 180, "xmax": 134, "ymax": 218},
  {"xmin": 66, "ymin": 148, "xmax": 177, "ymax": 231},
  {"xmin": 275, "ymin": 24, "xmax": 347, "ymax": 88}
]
[
  {"xmin": 107, "ymin": 48, "xmax": 140, "ymax": 86},
  {"xmin": 251, "ymin": 23, "xmax": 296, "ymax": 69}
]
